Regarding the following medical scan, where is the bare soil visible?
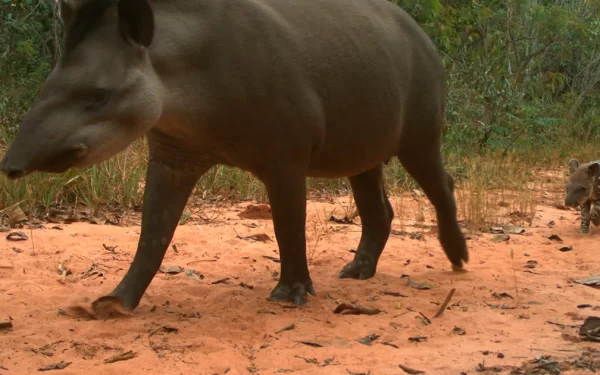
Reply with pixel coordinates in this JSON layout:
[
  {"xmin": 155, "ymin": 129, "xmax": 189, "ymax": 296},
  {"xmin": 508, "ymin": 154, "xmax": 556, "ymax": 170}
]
[{"xmin": 0, "ymin": 196, "xmax": 598, "ymax": 374}]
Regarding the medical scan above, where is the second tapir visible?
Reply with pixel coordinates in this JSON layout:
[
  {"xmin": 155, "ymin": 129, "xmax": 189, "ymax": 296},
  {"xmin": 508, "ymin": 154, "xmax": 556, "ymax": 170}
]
[{"xmin": 0, "ymin": 0, "xmax": 469, "ymax": 310}]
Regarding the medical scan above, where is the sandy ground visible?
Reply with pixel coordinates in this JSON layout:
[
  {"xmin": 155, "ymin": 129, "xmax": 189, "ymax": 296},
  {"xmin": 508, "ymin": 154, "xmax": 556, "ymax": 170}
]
[{"xmin": 0, "ymin": 196, "xmax": 599, "ymax": 375}]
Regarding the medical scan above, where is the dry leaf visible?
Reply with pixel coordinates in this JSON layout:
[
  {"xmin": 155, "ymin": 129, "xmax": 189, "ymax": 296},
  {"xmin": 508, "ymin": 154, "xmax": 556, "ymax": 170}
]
[
  {"xmin": 356, "ymin": 333, "xmax": 380, "ymax": 346},
  {"xmin": 333, "ymin": 302, "xmax": 382, "ymax": 315},
  {"xmin": 158, "ymin": 265, "xmax": 184, "ymax": 274},
  {"xmin": 407, "ymin": 277, "xmax": 433, "ymax": 290},
  {"xmin": 6, "ymin": 231, "xmax": 27, "ymax": 241},
  {"xmin": 38, "ymin": 361, "xmax": 71, "ymax": 371},
  {"xmin": 399, "ymin": 364, "xmax": 425, "ymax": 374},
  {"xmin": 295, "ymin": 340, "xmax": 324, "ymax": 347},
  {"xmin": 505, "ymin": 223, "xmax": 525, "ymax": 234},
  {"xmin": 579, "ymin": 316, "xmax": 600, "ymax": 342},
  {"xmin": 186, "ymin": 269, "xmax": 204, "ymax": 280},
  {"xmin": 575, "ymin": 275, "xmax": 600, "ymax": 286},
  {"xmin": 104, "ymin": 350, "xmax": 136, "ymax": 364},
  {"xmin": 491, "ymin": 234, "xmax": 510, "ymax": 242},
  {"xmin": 275, "ymin": 323, "xmax": 295, "ymax": 334},
  {"xmin": 547, "ymin": 234, "xmax": 563, "ymax": 242}
]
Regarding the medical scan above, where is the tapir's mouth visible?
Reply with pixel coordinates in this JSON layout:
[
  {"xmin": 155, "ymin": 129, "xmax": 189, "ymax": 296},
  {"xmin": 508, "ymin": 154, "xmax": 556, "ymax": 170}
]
[
  {"xmin": 0, "ymin": 143, "xmax": 89, "ymax": 179},
  {"xmin": 39, "ymin": 144, "xmax": 89, "ymax": 173}
]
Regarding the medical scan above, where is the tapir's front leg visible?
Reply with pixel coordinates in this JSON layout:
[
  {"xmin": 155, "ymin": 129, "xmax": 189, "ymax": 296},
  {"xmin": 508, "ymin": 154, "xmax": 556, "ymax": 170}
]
[
  {"xmin": 261, "ymin": 166, "xmax": 316, "ymax": 306},
  {"xmin": 109, "ymin": 160, "xmax": 205, "ymax": 310},
  {"xmin": 580, "ymin": 200, "xmax": 592, "ymax": 234}
]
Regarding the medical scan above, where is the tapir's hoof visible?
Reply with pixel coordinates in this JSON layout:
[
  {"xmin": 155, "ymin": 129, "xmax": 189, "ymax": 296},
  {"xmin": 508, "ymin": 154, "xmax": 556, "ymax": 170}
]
[
  {"xmin": 451, "ymin": 264, "xmax": 468, "ymax": 273},
  {"xmin": 338, "ymin": 252, "xmax": 377, "ymax": 280},
  {"xmin": 268, "ymin": 281, "xmax": 316, "ymax": 306}
]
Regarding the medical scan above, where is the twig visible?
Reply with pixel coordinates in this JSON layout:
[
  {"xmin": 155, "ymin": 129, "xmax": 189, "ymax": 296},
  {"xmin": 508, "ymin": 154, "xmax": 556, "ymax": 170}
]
[
  {"xmin": 434, "ymin": 288, "xmax": 456, "ymax": 318},
  {"xmin": 186, "ymin": 259, "xmax": 217, "ymax": 265}
]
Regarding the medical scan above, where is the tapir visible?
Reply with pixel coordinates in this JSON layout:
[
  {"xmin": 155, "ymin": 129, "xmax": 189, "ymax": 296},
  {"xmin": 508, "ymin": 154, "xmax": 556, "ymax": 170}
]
[{"xmin": 0, "ymin": 0, "xmax": 468, "ymax": 310}]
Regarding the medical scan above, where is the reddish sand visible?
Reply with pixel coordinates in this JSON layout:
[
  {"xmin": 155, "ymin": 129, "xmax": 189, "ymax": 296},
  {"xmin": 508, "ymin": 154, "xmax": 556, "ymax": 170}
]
[{"xmin": 0, "ymin": 196, "xmax": 598, "ymax": 374}]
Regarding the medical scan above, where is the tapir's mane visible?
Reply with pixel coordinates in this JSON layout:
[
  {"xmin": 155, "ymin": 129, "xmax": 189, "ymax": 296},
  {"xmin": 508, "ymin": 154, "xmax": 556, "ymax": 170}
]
[{"xmin": 65, "ymin": 0, "xmax": 117, "ymax": 54}]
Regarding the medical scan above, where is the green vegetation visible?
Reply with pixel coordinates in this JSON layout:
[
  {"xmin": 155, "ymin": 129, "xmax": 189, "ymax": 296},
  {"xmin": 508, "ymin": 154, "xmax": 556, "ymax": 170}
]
[{"xmin": 1, "ymin": 0, "xmax": 599, "ymax": 226}]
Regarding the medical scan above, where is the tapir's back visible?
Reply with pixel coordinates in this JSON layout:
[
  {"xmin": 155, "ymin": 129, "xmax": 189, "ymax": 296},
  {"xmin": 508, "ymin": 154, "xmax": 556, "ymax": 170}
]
[{"xmin": 151, "ymin": 0, "xmax": 445, "ymax": 175}]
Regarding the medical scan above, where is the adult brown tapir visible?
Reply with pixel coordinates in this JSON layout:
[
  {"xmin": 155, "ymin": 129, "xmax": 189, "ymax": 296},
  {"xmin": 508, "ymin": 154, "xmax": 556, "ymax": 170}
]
[{"xmin": 0, "ymin": 0, "xmax": 468, "ymax": 310}]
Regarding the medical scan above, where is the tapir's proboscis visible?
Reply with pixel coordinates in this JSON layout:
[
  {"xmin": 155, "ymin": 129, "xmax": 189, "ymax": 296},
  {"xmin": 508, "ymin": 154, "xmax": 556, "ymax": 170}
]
[{"xmin": 0, "ymin": 0, "xmax": 468, "ymax": 310}]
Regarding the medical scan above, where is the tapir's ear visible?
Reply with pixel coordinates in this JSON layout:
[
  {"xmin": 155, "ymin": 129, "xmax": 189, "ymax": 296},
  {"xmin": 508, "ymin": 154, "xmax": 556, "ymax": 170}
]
[
  {"xmin": 117, "ymin": 0, "xmax": 154, "ymax": 48},
  {"xmin": 568, "ymin": 159, "xmax": 579, "ymax": 175},
  {"xmin": 588, "ymin": 162, "xmax": 600, "ymax": 177}
]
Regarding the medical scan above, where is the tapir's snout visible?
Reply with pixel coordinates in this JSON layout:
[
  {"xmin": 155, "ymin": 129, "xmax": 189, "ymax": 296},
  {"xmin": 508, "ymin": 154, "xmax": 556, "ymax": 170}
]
[
  {"xmin": 0, "ymin": 139, "xmax": 89, "ymax": 179},
  {"xmin": 0, "ymin": 157, "xmax": 29, "ymax": 180}
]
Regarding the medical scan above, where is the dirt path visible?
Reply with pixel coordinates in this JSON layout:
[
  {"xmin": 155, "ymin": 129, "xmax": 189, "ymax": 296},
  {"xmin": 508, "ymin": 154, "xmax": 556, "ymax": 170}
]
[{"xmin": 0, "ymin": 198, "xmax": 598, "ymax": 374}]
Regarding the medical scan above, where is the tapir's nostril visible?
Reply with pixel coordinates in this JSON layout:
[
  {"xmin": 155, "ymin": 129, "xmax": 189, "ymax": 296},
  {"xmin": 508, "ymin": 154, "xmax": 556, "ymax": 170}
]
[{"xmin": 2, "ymin": 166, "xmax": 26, "ymax": 180}]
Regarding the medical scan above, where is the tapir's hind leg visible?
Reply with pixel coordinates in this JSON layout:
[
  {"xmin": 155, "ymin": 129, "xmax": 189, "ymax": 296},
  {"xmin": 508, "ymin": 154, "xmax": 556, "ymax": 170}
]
[
  {"xmin": 339, "ymin": 164, "xmax": 394, "ymax": 279},
  {"xmin": 397, "ymin": 134, "xmax": 468, "ymax": 270}
]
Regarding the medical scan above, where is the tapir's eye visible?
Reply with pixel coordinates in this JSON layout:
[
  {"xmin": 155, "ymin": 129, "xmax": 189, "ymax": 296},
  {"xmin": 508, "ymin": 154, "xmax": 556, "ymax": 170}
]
[{"xmin": 85, "ymin": 88, "xmax": 110, "ymax": 110}]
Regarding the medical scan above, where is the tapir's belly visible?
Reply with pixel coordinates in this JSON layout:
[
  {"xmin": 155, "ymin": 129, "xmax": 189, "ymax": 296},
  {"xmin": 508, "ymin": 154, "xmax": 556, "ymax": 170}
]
[{"xmin": 305, "ymin": 120, "xmax": 402, "ymax": 178}]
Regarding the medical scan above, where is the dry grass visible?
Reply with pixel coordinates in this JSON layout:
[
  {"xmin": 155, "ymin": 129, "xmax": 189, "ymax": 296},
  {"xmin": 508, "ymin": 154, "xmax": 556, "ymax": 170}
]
[{"xmin": 0, "ymin": 141, "xmax": 598, "ymax": 231}]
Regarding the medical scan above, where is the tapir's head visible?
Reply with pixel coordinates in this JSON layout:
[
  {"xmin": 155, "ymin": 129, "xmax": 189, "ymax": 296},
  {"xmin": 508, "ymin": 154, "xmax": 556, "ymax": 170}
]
[
  {"xmin": 564, "ymin": 158, "xmax": 600, "ymax": 207},
  {"xmin": 0, "ymin": 0, "xmax": 161, "ymax": 179}
]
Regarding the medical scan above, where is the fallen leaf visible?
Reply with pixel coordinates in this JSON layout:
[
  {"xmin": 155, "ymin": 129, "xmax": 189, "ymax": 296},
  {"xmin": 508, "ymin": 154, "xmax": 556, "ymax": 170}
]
[
  {"xmin": 505, "ymin": 223, "xmax": 525, "ymax": 234},
  {"xmin": 239, "ymin": 282, "xmax": 254, "ymax": 289},
  {"xmin": 558, "ymin": 245, "xmax": 573, "ymax": 252},
  {"xmin": 246, "ymin": 233, "xmax": 272, "ymax": 242},
  {"xmin": 547, "ymin": 234, "xmax": 563, "ymax": 242},
  {"xmin": 380, "ymin": 341, "xmax": 398, "ymax": 349},
  {"xmin": 57, "ymin": 263, "xmax": 72, "ymax": 277},
  {"xmin": 408, "ymin": 336, "xmax": 427, "ymax": 343},
  {"xmin": 11, "ymin": 247, "xmax": 22, "ymax": 253},
  {"xmin": 186, "ymin": 269, "xmax": 204, "ymax": 280},
  {"xmin": 491, "ymin": 234, "xmax": 510, "ymax": 242},
  {"xmin": 577, "ymin": 304, "xmax": 592, "ymax": 309},
  {"xmin": 547, "ymin": 220, "xmax": 555, "ymax": 228},
  {"xmin": 346, "ymin": 370, "xmax": 370, "ymax": 375},
  {"xmin": 294, "ymin": 355, "xmax": 318, "ymax": 364},
  {"xmin": 579, "ymin": 316, "xmax": 600, "ymax": 342},
  {"xmin": 158, "ymin": 265, "xmax": 184, "ymax": 274},
  {"xmin": 38, "ymin": 361, "xmax": 71, "ymax": 371},
  {"xmin": 6, "ymin": 231, "xmax": 27, "ymax": 241},
  {"xmin": 212, "ymin": 277, "xmax": 230, "ymax": 284},
  {"xmin": 104, "ymin": 350, "xmax": 136, "ymax": 364},
  {"xmin": 492, "ymin": 292, "xmax": 514, "ymax": 300},
  {"xmin": 524, "ymin": 260, "xmax": 538, "ymax": 269},
  {"xmin": 356, "ymin": 333, "xmax": 380, "ymax": 346},
  {"xmin": 0, "ymin": 319, "xmax": 13, "ymax": 329},
  {"xmin": 329, "ymin": 215, "xmax": 353, "ymax": 224},
  {"xmin": 333, "ymin": 302, "xmax": 382, "ymax": 315},
  {"xmin": 262, "ymin": 255, "xmax": 280, "ymax": 263},
  {"xmin": 574, "ymin": 275, "xmax": 600, "ymax": 286},
  {"xmin": 275, "ymin": 323, "xmax": 295, "ymax": 334},
  {"xmin": 150, "ymin": 326, "xmax": 179, "ymax": 337},
  {"xmin": 407, "ymin": 277, "xmax": 433, "ymax": 290},
  {"xmin": 381, "ymin": 291, "xmax": 408, "ymax": 297},
  {"xmin": 452, "ymin": 326, "xmax": 466, "ymax": 335},
  {"xmin": 102, "ymin": 244, "xmax": 117, "ymax": 253},
  {"xmin": 295, "ymin": 340, "xmax": 324, "ymax": 348},
  {"xmin": 398, "ymin": 364, "xmax": 425, "ymax": 374}
]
